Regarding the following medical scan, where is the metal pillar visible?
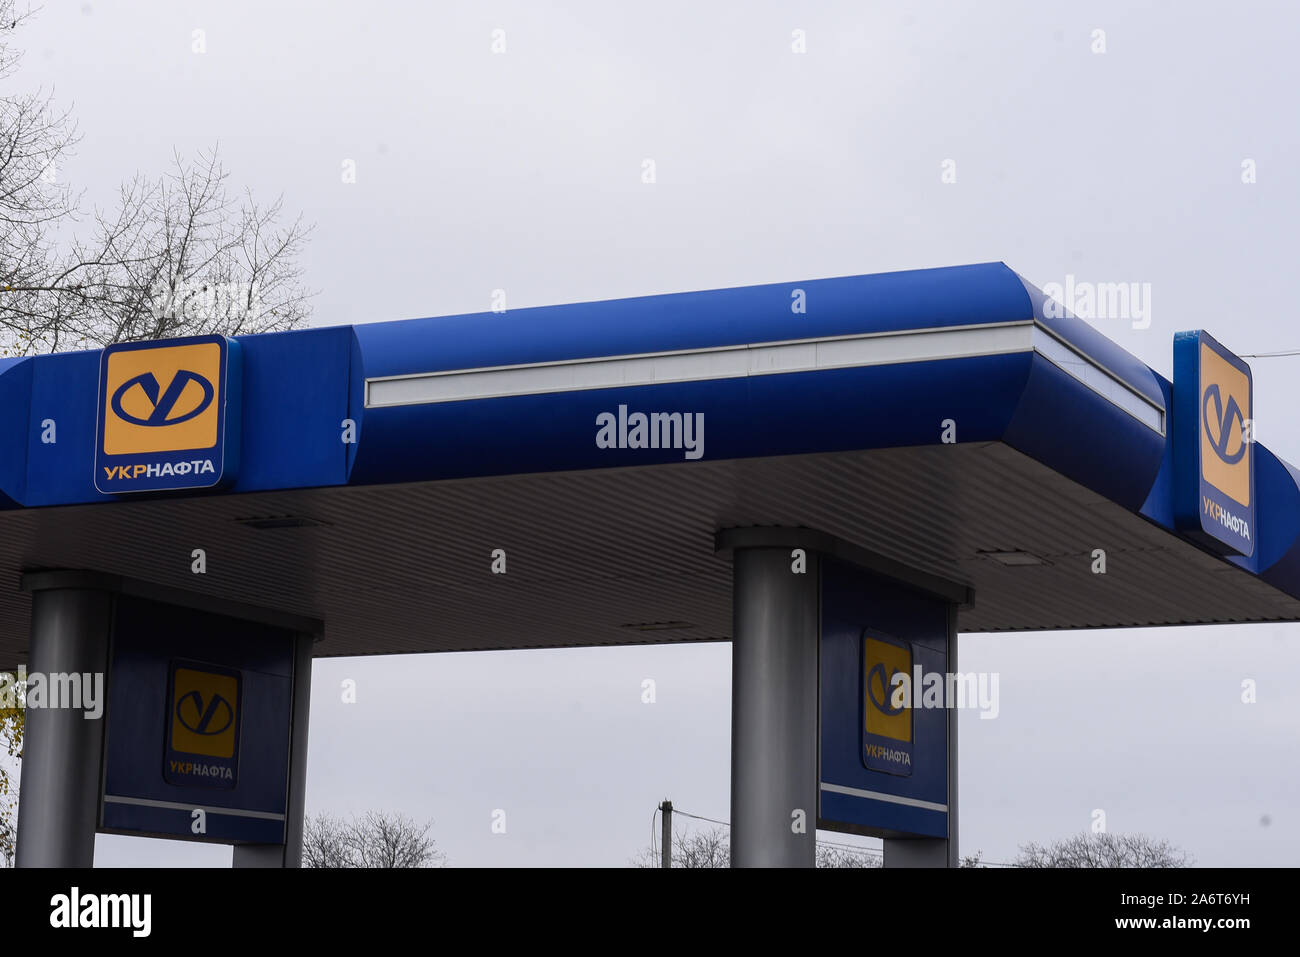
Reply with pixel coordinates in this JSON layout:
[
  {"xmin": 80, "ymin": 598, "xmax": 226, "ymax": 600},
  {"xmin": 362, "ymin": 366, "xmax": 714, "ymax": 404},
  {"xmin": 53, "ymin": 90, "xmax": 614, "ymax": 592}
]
[
  {"xmin": 946, "ymin": 603, "xmax": 959, "ymax": 867},
  {"xmin": 233, "ymin": 630, "xmax": 313, "ymax": 868},
  {"xmin": 884, "ymin": 603, "xmax": 959, "ymax": 868},
  {"xmin": 660, "ymin": 800, "xmax": 672, "ymax": 868},
  {"xmin": 729, "ymin": 546, "xmax": 819, "ymax": 868},
  {"xmin": 15, "ymin": 586, "xmax": 113, "ymax": 868}
]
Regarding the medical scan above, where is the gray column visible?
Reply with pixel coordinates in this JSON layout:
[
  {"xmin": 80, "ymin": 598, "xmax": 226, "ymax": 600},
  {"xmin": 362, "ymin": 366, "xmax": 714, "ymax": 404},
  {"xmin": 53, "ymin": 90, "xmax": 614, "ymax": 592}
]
[
  {"xmin": 946, "ymin": 603, "xmax": 959, "ymax": 867},
  {"xmin": 15, "ymin": 587, "xmax": 113, "ymax": 868},
  {"xmin": 233, "ymin": 630, "xmax": 313, "ymax": 868},
  {"xmin": 730, "ymin": 546, "xmax": 819, "ymax": 868},
  {"xmin": 884, "ymin": 604, "xmax": 959, "ymax": 868}
]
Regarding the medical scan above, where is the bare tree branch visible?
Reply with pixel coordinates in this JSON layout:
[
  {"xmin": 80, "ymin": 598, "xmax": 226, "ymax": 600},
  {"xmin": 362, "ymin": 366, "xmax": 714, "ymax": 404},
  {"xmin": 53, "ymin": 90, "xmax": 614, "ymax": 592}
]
[
  {"xmin": 0, "ymin": 7, "xmax": 314, "ymax": 357},
  {"xmin": 1015, "ymin": 832, "xmax": 1193, "ymax": 868},
  {"xmin": 302, "ymin": 811, "xmax": 445, "ymax": 868}
]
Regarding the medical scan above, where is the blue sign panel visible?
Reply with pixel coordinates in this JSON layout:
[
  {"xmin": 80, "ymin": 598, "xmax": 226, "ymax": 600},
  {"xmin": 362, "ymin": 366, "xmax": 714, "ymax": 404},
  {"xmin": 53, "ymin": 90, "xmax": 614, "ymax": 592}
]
[
  {"xmin": 1173, "ymin": 330, "xmax": 1255, "ymax": 556},
  {"xmin": 819, "ymin": 558, "xmax": 949, "ymax": 839},
  {"xmin": 94, "ymin": 334, "xmax": 242, "ymax": 494},
  {"xmin": 101, "ymin": 596, "xmax": 294, "ymax": 844}
]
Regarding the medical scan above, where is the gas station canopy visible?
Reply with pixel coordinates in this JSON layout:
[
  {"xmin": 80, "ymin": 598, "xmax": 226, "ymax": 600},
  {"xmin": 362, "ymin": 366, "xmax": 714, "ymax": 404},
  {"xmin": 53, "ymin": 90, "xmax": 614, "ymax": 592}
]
[{"xmin": 2, "ymin": 261, "xmax": 1298, "ymax": 668}]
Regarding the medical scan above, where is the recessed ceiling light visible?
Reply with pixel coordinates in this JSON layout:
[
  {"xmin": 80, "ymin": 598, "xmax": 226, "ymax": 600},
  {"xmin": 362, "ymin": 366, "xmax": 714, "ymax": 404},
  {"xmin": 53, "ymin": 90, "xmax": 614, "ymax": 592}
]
[
  {"xmin": 620, "ymin": 621, "xmax": 696, "ymax": 632},
  {"xmin": 236, "ymin": 515, "xmax": 331, "ymax": 530},
  {"xmin": 978, "ymin": 549, "xmax": 1050, "ymax": 567}
]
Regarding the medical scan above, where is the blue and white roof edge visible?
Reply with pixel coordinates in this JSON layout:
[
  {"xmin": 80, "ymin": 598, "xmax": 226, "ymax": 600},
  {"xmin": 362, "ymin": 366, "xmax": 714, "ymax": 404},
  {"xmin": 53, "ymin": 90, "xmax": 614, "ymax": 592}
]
[{"xmin": 2, "ymin": 262, "xmax": 1297, "ymax": 600}]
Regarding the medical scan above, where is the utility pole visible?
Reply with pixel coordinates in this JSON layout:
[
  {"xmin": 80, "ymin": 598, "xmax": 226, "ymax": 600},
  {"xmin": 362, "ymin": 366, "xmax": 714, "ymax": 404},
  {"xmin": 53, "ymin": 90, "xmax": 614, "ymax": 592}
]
[{"xmin": 660, "ymin": 799, "xmax": 672, "ymax": 869}]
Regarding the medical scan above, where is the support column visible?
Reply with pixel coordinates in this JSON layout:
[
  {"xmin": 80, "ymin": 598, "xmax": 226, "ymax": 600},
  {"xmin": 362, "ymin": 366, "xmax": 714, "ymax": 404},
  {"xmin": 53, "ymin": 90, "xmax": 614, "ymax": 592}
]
[
  {"xmin": 947, "ymin": 602, "xmax": 959, "ymax": 867},
  {"xmin": 729, "ymin": 546, "xmax": 819, "ymax": 868},
  {"xmin": 15, "ymin": 586, "xmax": 113, "ymax": 868},
  {"xmin": 884, "ymin": 603, "xmax": 959, "ymax": 868},
  {"xmin": 233, "ymin": 630, "xmax": 313, "ymax": 868}
]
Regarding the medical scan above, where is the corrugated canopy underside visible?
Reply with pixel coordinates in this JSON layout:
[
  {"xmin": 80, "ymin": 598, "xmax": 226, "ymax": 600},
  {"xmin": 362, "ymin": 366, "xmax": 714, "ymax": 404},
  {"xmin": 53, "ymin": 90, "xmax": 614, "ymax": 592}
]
[{"xmin": 0, "ymin": 442, "xmax": 1294, "ymax": 668}]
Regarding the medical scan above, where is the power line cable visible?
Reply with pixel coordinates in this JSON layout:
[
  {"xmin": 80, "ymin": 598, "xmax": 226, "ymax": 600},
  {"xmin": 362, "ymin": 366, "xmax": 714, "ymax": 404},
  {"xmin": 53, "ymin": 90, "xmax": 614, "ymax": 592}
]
[
  {"xmin": 669, "ymin": 806, "xmax": 883, "ymax": 858},
  {"xmin": 671, "ymin": 808, "xmax": 729, "ymax": 828},
  {"xmin": 665, "ymin": 803, "xmax": 1019, "ymax": 865},
  {"xmin": 649, "ymin": 807, "xmax": 659, "ymax": 866}
]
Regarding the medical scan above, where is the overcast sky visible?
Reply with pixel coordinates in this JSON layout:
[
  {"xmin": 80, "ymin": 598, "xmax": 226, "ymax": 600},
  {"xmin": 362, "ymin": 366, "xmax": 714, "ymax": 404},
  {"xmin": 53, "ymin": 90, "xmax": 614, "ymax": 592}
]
[{"xmin": 10, "ymin": 0, "xmax": 1299, "ymax": 866}]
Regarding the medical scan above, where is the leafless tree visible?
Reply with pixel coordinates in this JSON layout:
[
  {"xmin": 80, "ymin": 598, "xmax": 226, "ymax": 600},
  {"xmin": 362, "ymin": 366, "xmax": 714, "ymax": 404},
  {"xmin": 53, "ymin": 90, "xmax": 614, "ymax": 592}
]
[
  {"xmin": 301, "ymin": 814, "xmax": 353, "ymax": 869},
  {"xmin": 816, "ymin": 843, "xmax": 882, "ymax": 868},
  {"xmin": 636, "ymin": 827, "xmax": 731, "ymax": 868},
  {"xmin": 1015, "ymin": 832, "xmax": 1192, "ymax": 868},
  {"xmin": 302, "ymin": 811, "xmax": 445, "ymax": 868},
  {"xmin": 0, "ymin": 2, "xmax": 79, "ymax": 355},
  {"xmin": 0, "ymin": 4, "xmax": 313, "ymax": 357}
]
